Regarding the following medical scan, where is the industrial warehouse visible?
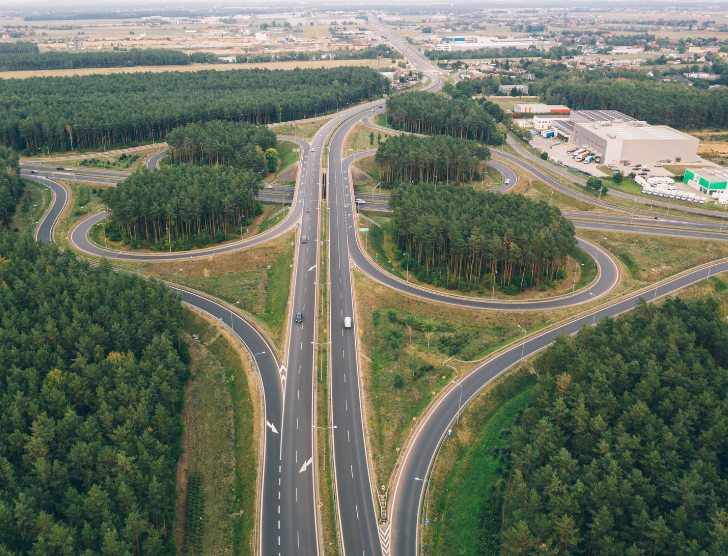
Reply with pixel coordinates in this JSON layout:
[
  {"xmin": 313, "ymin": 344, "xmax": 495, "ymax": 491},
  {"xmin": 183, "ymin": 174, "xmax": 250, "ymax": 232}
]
[{"xmin": 543, "ymin": 110, "xmax": 700, "ymax": 166}]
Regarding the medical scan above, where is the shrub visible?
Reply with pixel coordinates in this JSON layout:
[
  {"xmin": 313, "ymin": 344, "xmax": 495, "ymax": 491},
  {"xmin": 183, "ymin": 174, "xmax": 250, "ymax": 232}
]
[{"xmin": 393, "ymin": 373, "xmax": 405, "ymax": 390}]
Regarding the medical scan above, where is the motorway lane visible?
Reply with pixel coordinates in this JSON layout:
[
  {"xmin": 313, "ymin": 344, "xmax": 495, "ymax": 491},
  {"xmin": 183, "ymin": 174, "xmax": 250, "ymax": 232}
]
[
  {"xmin": 21, "ymin": 169, "xmax": 123, "ymax": 186},
  {"xmin": 29, "ymin": 176, "xmax": 69, "ymax": 243},
  {"xmin": 328, "ymin": 119, "xmax": 384, "ymax": 556}
]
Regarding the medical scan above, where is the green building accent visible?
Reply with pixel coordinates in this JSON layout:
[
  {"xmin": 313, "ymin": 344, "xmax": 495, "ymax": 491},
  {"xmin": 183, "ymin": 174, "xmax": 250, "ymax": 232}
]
[{"xmin": 683, "ymin": 168, "xmax": 728, "ymax": 194}]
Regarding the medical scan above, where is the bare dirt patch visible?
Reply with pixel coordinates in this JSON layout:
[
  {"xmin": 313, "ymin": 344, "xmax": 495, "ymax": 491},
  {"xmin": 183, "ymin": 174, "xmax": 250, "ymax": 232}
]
[
  {"xmin": 352, "ymin": 166, "xmax": 372, "ymax": 186},
  {"xmin": 278, "ymin": 164, "xmax": 298, "ymax": 182}
]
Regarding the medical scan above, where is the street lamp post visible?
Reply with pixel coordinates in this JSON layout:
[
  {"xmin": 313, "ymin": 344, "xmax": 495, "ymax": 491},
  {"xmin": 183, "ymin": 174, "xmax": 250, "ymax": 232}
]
[
  {"xmin": 517, "ymin": 324, "xmax": 526, "ymax": 364},
  {"xmin": 722, "ymin": 203, "xmax": 727, "ymax": 233},
  {"xmin": 707, "ymin": 248, "xmax": 714, "ymax": 277},
  {"xmin": 589, "ymin": 292, "xmax": 596, "ymax": 325},
  {"xmin": 450, "ymin": 380, "xmax": 463, "ymax": 425},
  {"xmin": 311, "ymin": 341, "xmax": 332, "ymax": 381},
  {"xmin": 312, "ymin": 425, "xmax": 337, "ymax": 470},
  {"xmin": 173, "ymin": 268, "xmax": 183, "ymax": 285}
]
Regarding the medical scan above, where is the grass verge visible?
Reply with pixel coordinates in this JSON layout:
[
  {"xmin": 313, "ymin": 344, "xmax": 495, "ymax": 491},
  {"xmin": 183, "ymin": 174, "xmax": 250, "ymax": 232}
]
[
  {"xmin": 422, "ymin": 368, "xmax": 537, "ymax": 556},
  {"xmin": 316, "ymin": 199, "xmax": 341, "ymax": 555},
  {"xmin": 173, "ymin": 307, "xmax": 251, "ymax": 555},
  {"xmin": 11, "ymin": 178, "xmax": 53, "ymax": 235},
  {"xmin": 114, "ymin": 233, "xmax": 295, "ymax": 352},
  {"xmin": 277, "ymin": 140, "xmax": 300, "ymax": 173},
  {"xmin": 273, "ymin": 117, "xmax": 333, "ymax": 140}
]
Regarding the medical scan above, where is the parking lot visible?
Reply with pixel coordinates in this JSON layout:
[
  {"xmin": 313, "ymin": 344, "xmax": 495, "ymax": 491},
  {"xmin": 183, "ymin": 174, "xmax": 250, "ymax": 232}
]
[{"xmin": 529, "ymin": 135, "xmax": 712, "ymax": 179}]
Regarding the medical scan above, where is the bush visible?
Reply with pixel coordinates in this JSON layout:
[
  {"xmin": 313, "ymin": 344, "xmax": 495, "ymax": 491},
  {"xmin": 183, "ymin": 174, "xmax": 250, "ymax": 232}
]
[
  {"xmin": 414, "ymin": 363, "xmax": 435, "ymax": 379},
  {"xmin": 540, "ymin": 151, "xmax": 548, "ymax": 160},
  {"xmin": 387, "ymin": 309, "xmax": 398, "ymax": 323},
  {"xmin": 372, "ymin": 310, "xmax": 380, "ymax": 326},
  {"xmin": 393, "ymin": 373, "xmax": 405, "ymax": 390},
  {"xmin": 503, "ymin": 284, "xmax": 520, "ymax": 296}
]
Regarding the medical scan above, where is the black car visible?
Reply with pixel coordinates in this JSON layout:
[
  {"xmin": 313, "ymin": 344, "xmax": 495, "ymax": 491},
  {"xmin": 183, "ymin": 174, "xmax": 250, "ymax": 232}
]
[
  {"xmin": 295, "ymin": 313, "xmax": 303, "ymax": 323},
  {"xmin": 56, "ymin": 167, "xmax": 64, "ymax": 171}
]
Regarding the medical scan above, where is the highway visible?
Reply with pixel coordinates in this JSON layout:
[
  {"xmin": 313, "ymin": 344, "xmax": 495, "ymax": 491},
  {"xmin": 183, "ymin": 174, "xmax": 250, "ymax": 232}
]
[{"xmin": 23, "ymin": 28, "xmax": 728, "ymax": 555}]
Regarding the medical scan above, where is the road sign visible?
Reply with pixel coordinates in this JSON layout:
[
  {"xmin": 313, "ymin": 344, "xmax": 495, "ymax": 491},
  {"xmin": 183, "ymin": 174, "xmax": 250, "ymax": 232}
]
[
  {"xmin": 359, "ymin": 227, "xmax": 369, "ymax": 232},
  {"xmin": 381, "ymin": 485, "xmax": 386, "ymax": 491},
  {"xmin": 448, "ymin": 429, "xmax": 452, "ymax": 436},
  {"xmin": 426, "ymin": 520, "xmax": 429, "ymax": 524}
]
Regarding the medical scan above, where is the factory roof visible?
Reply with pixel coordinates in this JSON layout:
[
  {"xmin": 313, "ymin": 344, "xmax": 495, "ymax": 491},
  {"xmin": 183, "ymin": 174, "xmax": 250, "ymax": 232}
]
[
  {"xmin": 686, "ymin": 168, "xmax": 728, "ymax": 182},
  {"xmin": 575, "ymin": 120, "xmax": 696, "ymax": 142},
  {"xmin": 570, "ymin": 110, "xmax": 637, "ymax": 124}
]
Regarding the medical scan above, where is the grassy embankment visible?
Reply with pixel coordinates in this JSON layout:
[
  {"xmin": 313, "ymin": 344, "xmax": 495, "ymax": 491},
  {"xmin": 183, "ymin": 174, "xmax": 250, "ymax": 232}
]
[
  {"xmin": 276, "ymin": 139, "xmax": 300, "ymax": 174},
  {"xmin": 174, "ymin": 307, "xmax": 260, "ymax": 556},
  {"xmin": 272, "ymin": 117, "xmax": 333, "ymax": 141},
  {"xmin": 113, "ymin": 233, "xmax": 295, "ymax": 352},
  {"xmin": 421, "ymin": 269, "xmax": 728, "ymax": 555},
  {"xmin": 11, "ymin": 178, "xmax": 54, "ymax": 235}
]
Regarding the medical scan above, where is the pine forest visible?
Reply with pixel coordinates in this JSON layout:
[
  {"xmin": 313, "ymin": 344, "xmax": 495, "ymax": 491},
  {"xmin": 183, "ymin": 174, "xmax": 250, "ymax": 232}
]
[
  {"xmin": 495, "ymin": 299, "xmax": 728, "ymax": 555},
  {"xmin": 389, "ymin": 185, "xmax": 577, "ymax": 292},
  {"xmin": 101, "ymin": 165, "xmax": 261, "ymax": 250},
  {"xmin": 0, "ymin": 232, "xmax": 189, "ymax": 555},
  {"xmin": 0, "ymin": 66, "xmax": 389, "ymax": 154},
  {"xmin": 0, "ymin": 49, "xmax": 193, "ymax": 72},
  {"xmin": 165, "ymin": 120, "xmax": 277, "ymax": 171},
  {"xmin": 374, "ymin": 135, "xmax": 491, "ymax": 185},
  {"xmin": 541, "ymin": 76, "xmax": 728, "ymax": 130},
  {"xmin": 0, "ymin": 146, "xmax": 22, "ymax": 228},
  {"xmin": 385, "ymin": 91, "xmax": 505, "ymax": 145}
]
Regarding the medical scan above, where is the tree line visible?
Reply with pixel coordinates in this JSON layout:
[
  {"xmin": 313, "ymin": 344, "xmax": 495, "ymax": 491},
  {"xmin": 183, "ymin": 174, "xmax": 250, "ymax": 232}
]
[
  {"xmin": 494, "ymin": 298, "xmax": 728, "ymax": 555},
  {"xmin": 0, "ymin": 232, "xmax": 189, "ymax": 555},
  {"xmin": 0, "ymin": 48, "xmax": 195, "ymax": 72},
  {"xmin": 237, "ymin": 44, "xmax": 401, "ymax": 63},
  {"xmin": 389, "ymin": 184, "xmax": 576, "ymax": 290},
  {"xmin": 0, "ymin": 41, "xmax": 39, "ymax": 54},
  {"xmin": 0, "ymin": 66, "xmax": 389, "ymax": 154},
  {"xmin": 102, "ymin": 165, "xmax": 261, "ymax": 250},
  {"xmin": 0, "ymin": 146, "xmax": 22, "ymax": 228},
  {"xmin": 426, "ymin": 45, "xmax": 579, "ymax": 61},
  {"xmin": 539, "ymin": 75, "xmax": 728, "ymax": 129},
  {"xmin": 165, "ymin": 120, "xmax": 277, "ymax": 173},
  {"xmin": 385, "ymin": 91, "xmax": 504, "ymax": 145},
  {"xmin": 375, "ymin": 134, "xmax": 490, "ymax": 185}
]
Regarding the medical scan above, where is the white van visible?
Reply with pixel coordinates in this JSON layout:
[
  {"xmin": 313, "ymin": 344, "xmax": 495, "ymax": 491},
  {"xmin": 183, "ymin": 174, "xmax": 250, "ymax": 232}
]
[{"xmin": 344, "ymin": 317, "xmax": 352, "ymax": 329}]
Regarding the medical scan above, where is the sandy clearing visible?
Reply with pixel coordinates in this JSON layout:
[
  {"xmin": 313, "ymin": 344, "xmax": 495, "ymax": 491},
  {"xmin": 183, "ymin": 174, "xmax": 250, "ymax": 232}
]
[{"xmin": 0, "ymin": 59, "xmax": 379, "ymax": 79}]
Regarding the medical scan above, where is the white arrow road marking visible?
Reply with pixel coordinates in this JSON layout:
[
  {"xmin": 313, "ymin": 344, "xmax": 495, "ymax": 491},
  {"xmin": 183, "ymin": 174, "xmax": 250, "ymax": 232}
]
[
  {"xmin": 299, "ymin": 457, "xmax": 313, "ymax": 473},
  {"xmin": 267, "ymin": 421, "xmax": 279, "ymax": 434},
  {"xmin": 307, "ymin": 264, "xmax": 317, "ymax": 272}
]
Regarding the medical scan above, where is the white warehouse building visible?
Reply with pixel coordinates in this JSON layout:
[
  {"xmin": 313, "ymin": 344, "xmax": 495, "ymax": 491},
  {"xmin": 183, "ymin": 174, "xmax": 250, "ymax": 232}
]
[{"xmin": 553, "ymin": 110, "xmax": 699, "ymax": 165}]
